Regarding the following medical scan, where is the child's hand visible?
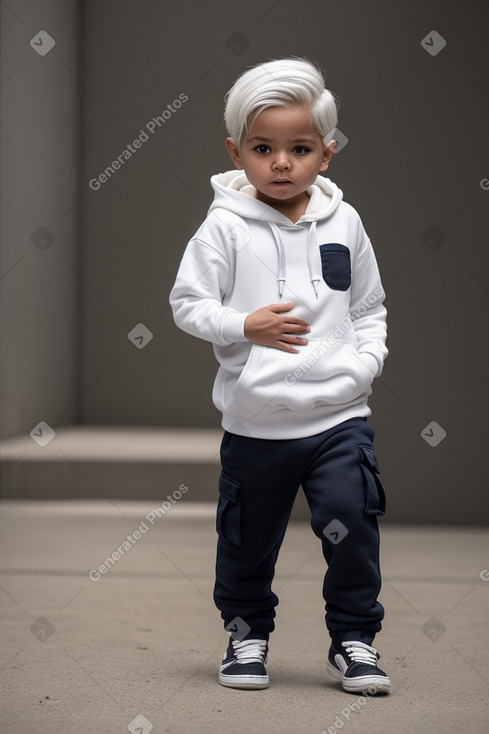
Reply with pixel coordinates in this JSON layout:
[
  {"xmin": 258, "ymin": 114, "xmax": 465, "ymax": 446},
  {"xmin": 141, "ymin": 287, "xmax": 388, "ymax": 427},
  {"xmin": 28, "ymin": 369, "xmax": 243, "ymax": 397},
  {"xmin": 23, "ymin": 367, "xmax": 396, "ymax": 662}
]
[{"xmin": 244, "ymin": 302, "xmax": 310, "ymax": 353}]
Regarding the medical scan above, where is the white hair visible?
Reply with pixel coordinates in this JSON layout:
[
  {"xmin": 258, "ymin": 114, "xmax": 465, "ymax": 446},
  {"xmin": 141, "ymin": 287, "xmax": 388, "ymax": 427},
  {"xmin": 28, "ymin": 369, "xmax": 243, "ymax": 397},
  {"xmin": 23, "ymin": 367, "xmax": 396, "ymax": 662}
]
[{"xmin": 224, "ymin": 57, "xmax": 338, "ymax": 148}]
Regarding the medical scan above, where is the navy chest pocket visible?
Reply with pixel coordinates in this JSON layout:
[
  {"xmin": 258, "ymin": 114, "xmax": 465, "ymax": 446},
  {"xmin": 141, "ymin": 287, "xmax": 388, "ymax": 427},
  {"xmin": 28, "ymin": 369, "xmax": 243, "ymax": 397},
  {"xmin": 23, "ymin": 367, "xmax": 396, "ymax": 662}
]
[{"xmin": 319, "ymin": 243, "xmax": 351, "ymax": 291}]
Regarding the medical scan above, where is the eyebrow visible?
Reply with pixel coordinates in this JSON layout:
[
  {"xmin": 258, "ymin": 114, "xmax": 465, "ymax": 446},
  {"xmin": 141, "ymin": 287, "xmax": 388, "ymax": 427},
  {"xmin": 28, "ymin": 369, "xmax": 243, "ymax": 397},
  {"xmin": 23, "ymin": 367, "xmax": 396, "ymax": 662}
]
[{"xmin": 246, "ymin": 136, "xmax": 317, "ymax": 144}]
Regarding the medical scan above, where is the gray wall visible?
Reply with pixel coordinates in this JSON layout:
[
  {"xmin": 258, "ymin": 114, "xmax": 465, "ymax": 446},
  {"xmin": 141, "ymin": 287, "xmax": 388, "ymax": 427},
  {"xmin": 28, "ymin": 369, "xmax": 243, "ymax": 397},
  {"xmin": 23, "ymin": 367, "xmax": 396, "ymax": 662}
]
[
  {"xmin": 1, "ymin": 0, "xmax": 81, "ymax": 435},
  {"xmin": 1, "ymin": 0, "xmax": 488, "ymax": 522}
]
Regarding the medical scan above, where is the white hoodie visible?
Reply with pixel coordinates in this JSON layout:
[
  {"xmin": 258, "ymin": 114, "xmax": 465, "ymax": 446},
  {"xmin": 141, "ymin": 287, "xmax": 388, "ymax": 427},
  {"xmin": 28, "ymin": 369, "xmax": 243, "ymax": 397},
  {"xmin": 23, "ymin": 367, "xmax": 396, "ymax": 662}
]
[{"xmin": 170, "ymin": 170, "xmax": 387, "ymax": 439}]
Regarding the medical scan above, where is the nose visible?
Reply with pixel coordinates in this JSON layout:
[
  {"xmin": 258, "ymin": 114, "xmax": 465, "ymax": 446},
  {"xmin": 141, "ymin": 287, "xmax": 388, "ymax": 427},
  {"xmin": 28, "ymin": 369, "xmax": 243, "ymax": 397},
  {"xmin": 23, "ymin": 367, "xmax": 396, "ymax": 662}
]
[{"xmin": 272, "ymin": 151, "xmax": 291, "ymax": 170}]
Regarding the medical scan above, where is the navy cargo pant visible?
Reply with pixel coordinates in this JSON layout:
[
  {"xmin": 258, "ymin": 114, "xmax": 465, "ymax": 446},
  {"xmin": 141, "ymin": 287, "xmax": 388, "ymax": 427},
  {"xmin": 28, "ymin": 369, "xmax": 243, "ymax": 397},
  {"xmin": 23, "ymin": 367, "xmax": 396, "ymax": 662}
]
[{"xmin": 213, "ymin": 417, "xmax": 386, "ymax": 640}]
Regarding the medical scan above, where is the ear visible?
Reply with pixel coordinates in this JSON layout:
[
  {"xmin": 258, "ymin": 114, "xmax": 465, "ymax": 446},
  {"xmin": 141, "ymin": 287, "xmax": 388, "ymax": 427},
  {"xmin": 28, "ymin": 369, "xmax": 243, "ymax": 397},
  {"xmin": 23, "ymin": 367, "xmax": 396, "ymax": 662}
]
[
  {"xmin": 319, "ymin": 140, "xmax": 338, "ymax": 172},
  {"xmin": 225, "ymin": 137, "xmax": 243, "ymax": 170}
]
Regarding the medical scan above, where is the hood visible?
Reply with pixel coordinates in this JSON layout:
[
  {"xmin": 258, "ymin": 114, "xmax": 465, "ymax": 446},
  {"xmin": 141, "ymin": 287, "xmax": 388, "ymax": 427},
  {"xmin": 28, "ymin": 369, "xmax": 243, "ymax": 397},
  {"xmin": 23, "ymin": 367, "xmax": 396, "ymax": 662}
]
[
  {"xmin": 208, "ymin": 170, "xmax": 344, "ymax": 299},
  {"xmin": 208, "ymin": 169, "xmax": 343, "ymax": 224}
]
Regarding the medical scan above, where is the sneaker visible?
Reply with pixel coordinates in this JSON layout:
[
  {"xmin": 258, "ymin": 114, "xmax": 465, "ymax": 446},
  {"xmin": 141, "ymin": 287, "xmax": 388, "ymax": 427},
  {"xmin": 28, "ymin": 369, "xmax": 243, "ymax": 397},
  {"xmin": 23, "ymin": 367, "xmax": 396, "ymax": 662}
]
[
  {"xmin": 326, "ymin": 639, "xmax": 391, "ymax": 693},
  {"xmin": 218, "ymin": 634, "xmax": 269, "ymax": 689}
]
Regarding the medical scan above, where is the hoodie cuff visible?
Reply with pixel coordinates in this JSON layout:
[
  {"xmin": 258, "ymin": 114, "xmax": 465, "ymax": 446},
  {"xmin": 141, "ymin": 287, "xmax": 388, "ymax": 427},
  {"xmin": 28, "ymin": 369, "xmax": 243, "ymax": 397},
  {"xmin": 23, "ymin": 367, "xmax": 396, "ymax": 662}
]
[
  {"xmin": 221, "ymin": 311, "xmax": 248, "ymax": 344},
  {"xmin": 357, "ymin": 352, "xmax": 380, "ymax": 378}
]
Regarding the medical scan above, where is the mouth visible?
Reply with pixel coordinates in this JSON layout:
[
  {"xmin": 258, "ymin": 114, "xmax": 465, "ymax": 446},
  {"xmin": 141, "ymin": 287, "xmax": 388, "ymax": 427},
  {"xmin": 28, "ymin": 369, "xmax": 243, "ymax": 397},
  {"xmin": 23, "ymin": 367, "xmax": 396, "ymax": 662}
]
[{"xmin": 271, "ymin": 179, "xmax": 292, "ymax": 185}]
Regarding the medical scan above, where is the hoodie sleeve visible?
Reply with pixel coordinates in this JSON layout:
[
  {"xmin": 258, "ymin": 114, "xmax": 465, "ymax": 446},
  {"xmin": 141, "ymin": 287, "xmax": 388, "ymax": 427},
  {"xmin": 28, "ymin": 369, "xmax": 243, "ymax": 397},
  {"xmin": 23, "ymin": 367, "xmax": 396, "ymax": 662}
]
[
  {"xmin": 349, "ymin": 218, "xmax": 388, "ymax": 378},
  {"xmin": 169, "ymin": 237, "xmax": 249, "ymax": 346}
]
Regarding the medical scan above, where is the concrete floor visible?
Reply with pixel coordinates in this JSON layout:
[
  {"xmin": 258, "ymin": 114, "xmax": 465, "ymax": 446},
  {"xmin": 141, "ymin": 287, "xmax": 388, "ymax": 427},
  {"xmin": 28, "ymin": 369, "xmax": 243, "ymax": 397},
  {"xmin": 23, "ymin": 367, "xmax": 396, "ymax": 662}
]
[{"xmin": 0, "ymin": 501, "xmax": 487, "ymax": 734}]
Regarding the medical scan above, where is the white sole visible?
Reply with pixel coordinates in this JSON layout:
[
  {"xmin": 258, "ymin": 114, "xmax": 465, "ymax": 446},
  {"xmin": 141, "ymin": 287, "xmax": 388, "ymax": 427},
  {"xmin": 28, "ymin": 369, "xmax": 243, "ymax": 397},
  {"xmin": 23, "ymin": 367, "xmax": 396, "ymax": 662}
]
[
  {"xmin": 218, "ymin": 673, "xmax": 269, "ymax": 690},
  {"xmin": 326, "ymin": 662, "xmax": 391, "ymax": 693}
]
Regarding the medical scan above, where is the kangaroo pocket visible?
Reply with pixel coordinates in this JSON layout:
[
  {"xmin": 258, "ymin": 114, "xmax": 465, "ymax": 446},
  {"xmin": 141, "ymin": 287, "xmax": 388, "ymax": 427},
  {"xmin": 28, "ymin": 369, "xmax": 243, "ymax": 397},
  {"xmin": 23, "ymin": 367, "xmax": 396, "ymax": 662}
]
[{"xmin": 226, "ymin": 338, "xmax": 374, "ymax": 416}]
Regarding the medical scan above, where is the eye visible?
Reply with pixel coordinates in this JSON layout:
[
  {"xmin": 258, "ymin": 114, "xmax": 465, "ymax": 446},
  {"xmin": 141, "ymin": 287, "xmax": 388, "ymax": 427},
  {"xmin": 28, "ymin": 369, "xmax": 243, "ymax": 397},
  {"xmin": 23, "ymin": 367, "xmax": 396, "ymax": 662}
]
[
  {"xmin": 253, "ymin": 144, "xmax": 271, "ymax": 154},
  {"xmin": 293, "ymin": 146, "xmax": 310, "ymax": 155}
]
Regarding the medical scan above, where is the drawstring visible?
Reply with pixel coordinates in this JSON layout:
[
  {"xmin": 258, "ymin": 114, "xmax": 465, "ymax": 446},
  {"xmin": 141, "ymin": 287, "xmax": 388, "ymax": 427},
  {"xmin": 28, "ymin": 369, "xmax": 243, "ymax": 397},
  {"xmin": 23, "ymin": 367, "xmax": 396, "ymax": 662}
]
[
  {"xmin": 269, "ymin": 223, "xmax": 287, "ymax": 298},
  {"xmin": 307, "ymin": 221, "xmax": 321, "ymax": 299},
  {"xmin": 268, "ymin": 221, "xmax": 321, "ymax": 299}
]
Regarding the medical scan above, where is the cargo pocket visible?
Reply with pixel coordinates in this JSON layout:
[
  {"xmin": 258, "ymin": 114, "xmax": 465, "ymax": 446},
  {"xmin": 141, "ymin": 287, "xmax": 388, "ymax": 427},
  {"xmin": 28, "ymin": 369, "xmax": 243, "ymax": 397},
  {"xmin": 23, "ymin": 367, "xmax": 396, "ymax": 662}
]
[
  {"xmin": 357, "ymin": 445, "xmax": 386, "ymax": 516},
  {"xmin": 216, "ymin": 471, "xmax": 242, "ymax": 545},
  {"xmin": 319, "ymin": 243, "xmax": 351, "ymax": 291}
]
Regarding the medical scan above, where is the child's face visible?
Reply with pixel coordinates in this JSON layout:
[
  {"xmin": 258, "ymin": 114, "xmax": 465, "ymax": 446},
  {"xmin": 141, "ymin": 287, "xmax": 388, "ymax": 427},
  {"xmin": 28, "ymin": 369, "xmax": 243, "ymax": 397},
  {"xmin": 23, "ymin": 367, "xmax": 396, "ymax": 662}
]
[{"xmin": 225, "ymin": 105, "xmax": 336, "ymax": 217}]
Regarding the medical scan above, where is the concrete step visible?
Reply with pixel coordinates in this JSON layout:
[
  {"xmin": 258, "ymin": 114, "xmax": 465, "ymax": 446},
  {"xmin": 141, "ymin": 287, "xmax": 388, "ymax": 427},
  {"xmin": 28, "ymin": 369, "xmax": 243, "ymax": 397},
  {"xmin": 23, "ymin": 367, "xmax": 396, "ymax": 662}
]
[
  {"xmin": 0, "ymin": 425, "xmax": 222, "ymax": 501},
  {"xmin": 0, "ymin": 425, "xmax": 312, "ymax": 518}
]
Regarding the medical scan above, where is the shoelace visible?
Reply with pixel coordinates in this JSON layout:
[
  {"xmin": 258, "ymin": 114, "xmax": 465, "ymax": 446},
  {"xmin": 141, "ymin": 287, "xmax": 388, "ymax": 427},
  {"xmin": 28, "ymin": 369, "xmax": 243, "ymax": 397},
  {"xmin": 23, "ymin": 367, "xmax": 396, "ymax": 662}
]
[
  {"xmin": 342, "ymin": 641, "xmax": 379, "ymax": 666},
  {"xmin": 231, "ymin": 638, "xmax": 267, "ymax": 665}
]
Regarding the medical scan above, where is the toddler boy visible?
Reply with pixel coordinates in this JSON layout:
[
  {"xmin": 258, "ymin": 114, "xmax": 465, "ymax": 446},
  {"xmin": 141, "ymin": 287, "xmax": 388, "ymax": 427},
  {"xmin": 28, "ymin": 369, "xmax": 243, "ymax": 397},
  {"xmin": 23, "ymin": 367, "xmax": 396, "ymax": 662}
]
[{"xmin": 170, "ymin": 57, "xmax": 390, "ymax": 694}]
